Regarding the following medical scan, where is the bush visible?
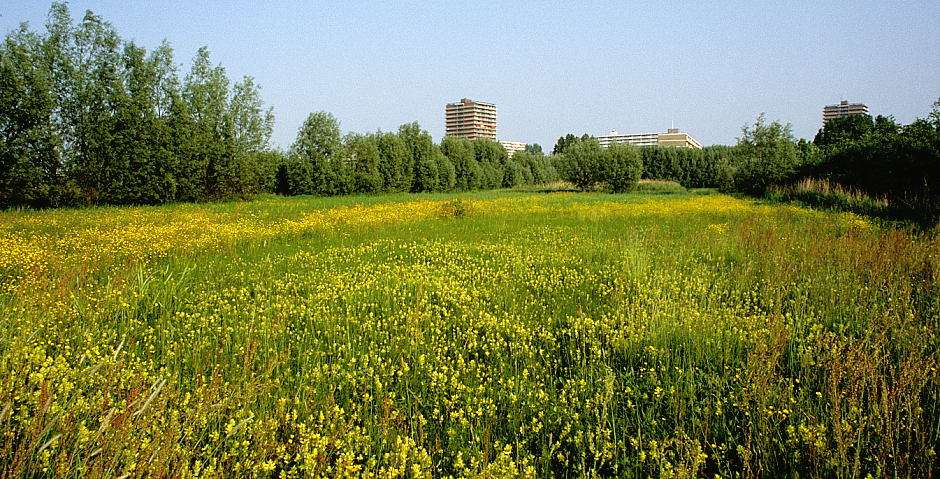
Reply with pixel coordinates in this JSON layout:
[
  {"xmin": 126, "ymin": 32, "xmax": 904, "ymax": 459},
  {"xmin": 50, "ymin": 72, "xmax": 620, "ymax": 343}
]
[
  {"xmin": 557, "ymin": 140, "xmax": 604, "ymax": 190},
  {"xmin": 733, "ymin": 114, "xmax": 801, "ymax": 195},
  {"xmin": 604, "ymin": 144, "xmax": 642, "ymax": 192},
  {"xmin": 438, "ymin": 198, "xmax": 473, "ymax": 218},
  {"xmin": 502, "ymin": 160, "xmax": 526, "ymax": 188}
]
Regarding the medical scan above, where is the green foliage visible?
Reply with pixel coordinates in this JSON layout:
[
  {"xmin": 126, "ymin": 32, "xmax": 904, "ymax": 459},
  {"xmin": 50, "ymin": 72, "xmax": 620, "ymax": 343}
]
[
  {"xmin": 559, "ymin": 140, "xmax": 642, "ymax": 192},
  {"xmin": 552, "ymin": 133, "xmax": 595, "ymax": 155},
  {"xmin": 603, "ymin": 143, "xmax": 643, "ymax": 192},
  {"xmin": 733, "ymin": 114, "xmax": 802, "ymax": 195},
  {"xmin": 441, "ymin": 136, "xmax": 481, "ymax": 191},
  {"xmin": 345, "ymin": 133, "xmax": 383, "ymax": 194},
  {"xmin": 810, "ymin": 111, "xmax": 939, "ymax": 216},
  {"xmin": 0, "ymin": 3, "xmax": 277, "ymax": 208},
  {"xmin": 813, "ymin": 114, "xmax": 874, "ymax": 147},
  {"xmin": 641, "ymin": 145, "xmax": 738, "ymax": 191},
  {"xmin": 376, "ymin": 132, "xmax": 411, "ymax": 192},
  {"xmin": 502, "ymin": 160, "xmax": 526, "ymax": 188},
  {"xmin": 399, "ymin": 123, "xmax": 438, "ymax": 193},
  {"xmin": 433, "ymin": 148, "xmax": 456, "ymax": 192},
  {"xmin": 291, "ymin": 111, "xmax": 343, "ymax": 195},
  {"xmin": 524, "ymin": 143, "xmax": 543, "ymax": 155},
  {"xmin": 0, "ymin": 26, "xmax": 62, "ymax": 208},
  {"xmin": 557, "ymin": 139, "xmax": 604, "ymax": 190}
]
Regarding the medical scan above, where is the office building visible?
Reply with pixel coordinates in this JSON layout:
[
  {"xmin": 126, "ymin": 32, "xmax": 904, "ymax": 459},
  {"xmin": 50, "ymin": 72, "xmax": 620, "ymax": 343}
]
[
  {"xmin": 823, "ymin": 100, "xmax": 869, "ymax": 123},
  {"xmin": 445, "ymin": 98, "xmax": 497, "ymax": 140},
  {"xmin": 597, "ymin": 128, "xmax": 702, "ymax": 149},
  {"xmin": 499, "ymin": 140, "xmax": 527, "ymax": 157}
]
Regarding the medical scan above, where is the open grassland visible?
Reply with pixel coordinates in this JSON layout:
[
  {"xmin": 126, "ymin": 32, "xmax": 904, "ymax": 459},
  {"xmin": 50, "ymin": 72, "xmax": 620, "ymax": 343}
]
[{"xmin": 0, "ymin": 190, "xmax": 938, "ymax": 478}]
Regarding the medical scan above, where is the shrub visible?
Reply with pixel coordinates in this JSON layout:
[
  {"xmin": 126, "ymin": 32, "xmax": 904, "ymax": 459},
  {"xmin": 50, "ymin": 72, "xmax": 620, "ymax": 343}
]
[
  {"xmin": 557, "ymin": 140, "xmax": 604, "ymax": 191},
  {"xmin": 438, "ymin": 198, "xmax": 472, "ymax": 218},
  {"xmin": 733, "ymin": 114, "xmax": 801, "ymax": 195},
  {"xmin": 604, "ymin": 143, "xmax": 643, "ymax": 192}
]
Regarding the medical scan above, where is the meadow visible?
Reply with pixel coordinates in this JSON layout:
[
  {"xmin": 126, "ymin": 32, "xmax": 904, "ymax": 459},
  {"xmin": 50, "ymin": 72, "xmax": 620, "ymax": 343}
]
[{"xmin": 0, "ymin": 188, "xmax": 937, "ymax": 478}]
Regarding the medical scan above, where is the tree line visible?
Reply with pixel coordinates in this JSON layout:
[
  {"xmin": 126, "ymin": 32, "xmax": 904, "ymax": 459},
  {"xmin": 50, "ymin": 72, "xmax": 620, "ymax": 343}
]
[
  {"xmin": 0, "ymin": 3, "xmax": 558, "ymax": 209},
  {"xmin": 551, "ymin": 102, "xmax": 939, "ymax": 224},
  {"xmin": 1, "ymin": 3, "xmax": 277, "ymax": 208},
  {"xmin": 276, "ymin": 114, "xmax": 557, "ymax": 197}
]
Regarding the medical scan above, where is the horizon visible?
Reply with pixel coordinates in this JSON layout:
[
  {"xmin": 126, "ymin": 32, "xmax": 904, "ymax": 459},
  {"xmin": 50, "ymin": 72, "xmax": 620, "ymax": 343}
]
[{"xmin": 3, "ymin": 1, "xmax": 938, "ymax": 150}]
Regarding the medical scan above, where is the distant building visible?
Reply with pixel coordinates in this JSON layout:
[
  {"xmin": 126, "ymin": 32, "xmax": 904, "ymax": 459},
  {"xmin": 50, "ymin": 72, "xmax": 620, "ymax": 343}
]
[
  {"xmin": 445, "ymin": 98, "xmax": 497, "ymax": 140},
  {"xmin": 499, "ymin": 140, "xmax": 527, "ymax": 157},
  {"xmin": 823, "ymin": 100, "xmax": 869, "ymax": 124},
  {"xmin": 597, "ymin": 131, "xmax": 659, "ymax": 148},
  {"xmin": 657, "ymin": 129, "xmax": 703, "ymax": 149},
  {"xmin": 597, "ymin": 128, "xmax": 702, "ymax": 149}
]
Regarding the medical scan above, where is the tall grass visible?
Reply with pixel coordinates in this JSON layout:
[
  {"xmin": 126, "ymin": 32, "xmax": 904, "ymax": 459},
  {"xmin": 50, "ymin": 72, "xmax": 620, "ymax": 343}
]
[
  {"xmin": 0, "ymin": 190, "xmax": 937, "ymax": 477},
  {"xmin": 770, "ymin": 177, "xmax": 938, "ymax": 228}
]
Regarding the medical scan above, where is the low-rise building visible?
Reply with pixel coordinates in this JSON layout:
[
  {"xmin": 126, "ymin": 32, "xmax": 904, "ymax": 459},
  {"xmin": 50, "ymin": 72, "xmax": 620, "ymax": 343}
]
[
  {"xmin": 597, "ymin": 128, "xmax": 702, "ymax": 149},
  {"xmin": 597, "ymin": 131, "xmax": 659, "ymax": 148},
  {"xmin": 499, "ymin": 140, "xmax": 527, "ymax": 157},
  {"xmin": 657, "ymin": 128, "xmax": 703, "ymax": 149}
]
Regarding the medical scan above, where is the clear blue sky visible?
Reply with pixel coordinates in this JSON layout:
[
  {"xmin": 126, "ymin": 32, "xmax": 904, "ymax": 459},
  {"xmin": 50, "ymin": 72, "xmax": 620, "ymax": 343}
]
[{"xmin": 4, "ymin": 1, "xmax": 939, "ymax": 149}]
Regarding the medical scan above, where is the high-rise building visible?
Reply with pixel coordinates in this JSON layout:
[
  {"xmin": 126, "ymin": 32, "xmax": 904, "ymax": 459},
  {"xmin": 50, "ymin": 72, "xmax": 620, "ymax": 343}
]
[
  {"xmin": 597, "ymin": 128, "xmax": 702, "ymax": 149},
  {"xmin": 823, "ymin": 100, "xmax": 869, "ymax": 123},
  {"xmin": 445, "ymin": 98, "xmax": 497, "ymax": 140},
  {"xmin": 499, "ymin": 140, "xmax": 526, "ymax": 157}
]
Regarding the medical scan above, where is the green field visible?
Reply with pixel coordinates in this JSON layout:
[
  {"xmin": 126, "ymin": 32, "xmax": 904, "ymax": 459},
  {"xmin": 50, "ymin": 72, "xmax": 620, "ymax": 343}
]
[{"xmin": 1, "ymin": 189, "xmax": 937, "ymax": 477}]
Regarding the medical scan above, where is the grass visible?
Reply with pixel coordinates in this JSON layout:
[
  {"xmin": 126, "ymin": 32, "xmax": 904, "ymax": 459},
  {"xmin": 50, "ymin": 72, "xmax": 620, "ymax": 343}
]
[
  {"xmin": 0, "ymin": 189, "xmax": 938, "ymax": 477},
  {"xmin": 769, "ymin": 177, "xmax": 939, "ymax": 228}
]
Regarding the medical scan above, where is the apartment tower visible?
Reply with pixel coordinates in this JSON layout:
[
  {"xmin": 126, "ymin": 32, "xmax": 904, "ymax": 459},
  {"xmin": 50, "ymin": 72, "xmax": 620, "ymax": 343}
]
[
  {"xmin": 823, "ymin": 100, "xmax": 869, "ymax": 123},
  {"xmin": 445, "ymin": 98, "xmax": 497, "ymax": 140}
]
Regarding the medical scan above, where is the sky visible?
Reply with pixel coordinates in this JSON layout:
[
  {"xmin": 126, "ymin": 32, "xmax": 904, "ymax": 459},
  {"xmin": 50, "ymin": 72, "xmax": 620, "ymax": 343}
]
[{"xmin": 3, "ymin": 1, "xmax": 939, "ymax": 149}]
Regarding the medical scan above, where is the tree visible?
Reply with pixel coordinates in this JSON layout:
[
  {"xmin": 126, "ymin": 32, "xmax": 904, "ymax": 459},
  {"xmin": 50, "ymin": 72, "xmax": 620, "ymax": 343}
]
[
  {"xmin": 1, "ymin": 2, "xmax": 276, "ymax": 207},
  {"xmin": 930, "ymin": 97, "xmax": 940, "ymax": 129},
  {"xmin": 502, "ymin": 159, "xmax": 526, "ymax": 188},
  {"xmin": 433, "ymin": 147, "xmax": 456, "ymax": 192},
  {"xmin": 0, "ymin": 26, "xmax": 62, "ymax": 208},
  {"xmin": 471, "ymin": 138, "xmax": 507, "ymax": 188},
  {"xmin": 524, "ymin": 143, "xmax": 543, "ymax": 156},
  {"xmin": 557, "ymin": 139, "xmax": 604, "ymax": 190},
  {"xmin": 398, "ymin": 122, "xmax": 437, "ymax": 192},
  {"xmin": 376, "ymin": 132, "xmax": 411, "ymax": 191},
  {"xmin": 604, "ymin": 143, "xmax": 642, "ymax": 192},
  {"xmin": 181, "ymin": 46, "xmax": 236, "ymax": 200},
  {"xmin": 345, "ymin": 133, "xmax": 382, "ymax": 193},
  {"xmin": 553, "ymin": 133, "xmax": 596, "ymax": 155},
  {"xmin": 116, "ymin": 41, "xmax": 174, "ymax": 204},
  {"xmin": 733, "ymin": 114, "xmax": 801, "ymax": 195},
  {"xmin": 292, "ymin": 111, "xmax": 343, "ymax": 195},
  {"xmin": 441, "ymin": 136, "xmax": 480, "ymax": 191},
  {"xmin": 230, "ymin": 76, "xmax": 275, "ymax": 194},
  {"xmin": 813, "ymin": 114, "xmax": 874, "ymax": 147},
  {"xmin": 68, "ymin": 10, "xmax": 125, "ymax": 204}
]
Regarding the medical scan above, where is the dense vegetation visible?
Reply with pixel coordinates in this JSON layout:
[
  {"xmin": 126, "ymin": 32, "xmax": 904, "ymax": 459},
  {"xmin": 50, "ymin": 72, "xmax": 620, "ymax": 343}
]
[
  {"xmin": 1, "ymin": 189, "xmax": 937, "ymax": 477},
  {"xmin": 804, "ymin": 110, "xmax": 940, "ymax": 223},
  {"xmin": 0, "ymin": 4, "xmax": 276, "ymax": 207},
  {"xmin": 0, "ymin": 3, "xmax": 558, "ymax": 209},
  {"xmin": 553, "ymin": 107, "xmax": 939, "ymax": 226},
  {"xmin": 275, "ymin": 116, "xmax": 558, "ymax": 197}
]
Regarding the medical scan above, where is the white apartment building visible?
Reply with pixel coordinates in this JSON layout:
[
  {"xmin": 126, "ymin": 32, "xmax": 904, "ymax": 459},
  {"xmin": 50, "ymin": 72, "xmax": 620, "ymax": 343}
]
[
  {"xmin": 597, "ymin": 131, "xmax": 659, "ymax": 148},
  {"xmin": 499, "ymin": 140, "xmax": 527, "ymax": 157},
  {"xmin": 597, "ymin": 128, "xmax": 702, "ymax": 149}
]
